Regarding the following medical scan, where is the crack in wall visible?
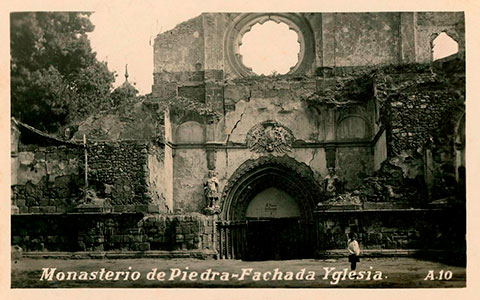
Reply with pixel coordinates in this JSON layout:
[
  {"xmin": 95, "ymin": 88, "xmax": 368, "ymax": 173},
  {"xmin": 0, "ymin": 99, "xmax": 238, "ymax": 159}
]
[
  {"xmin": 309, "ymin": 148, "xmax": 318, "ymax": 166},
  {"xmin": 224, "ymin": 101, "xmax": 249, "ymax": 178}
]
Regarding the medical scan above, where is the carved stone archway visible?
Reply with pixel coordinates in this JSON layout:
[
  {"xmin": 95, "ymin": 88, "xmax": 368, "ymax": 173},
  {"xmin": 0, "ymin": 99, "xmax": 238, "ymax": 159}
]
[{"xmin": 221, "ymin": 155, "xmax": 323, "ymax": 221}]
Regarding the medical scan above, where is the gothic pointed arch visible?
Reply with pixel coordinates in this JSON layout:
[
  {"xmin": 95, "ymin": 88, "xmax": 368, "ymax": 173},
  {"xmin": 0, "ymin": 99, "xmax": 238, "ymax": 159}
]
[{"xmin": 221, "ymin": 155, "xmax": 323, "ymax": 221}]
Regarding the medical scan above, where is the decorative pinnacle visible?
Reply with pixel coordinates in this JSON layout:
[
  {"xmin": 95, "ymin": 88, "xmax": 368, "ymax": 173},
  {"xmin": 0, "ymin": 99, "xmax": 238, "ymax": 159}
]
[{"xmin": 125, "ymin": 64, "xmax": 129, "ymax": 81}]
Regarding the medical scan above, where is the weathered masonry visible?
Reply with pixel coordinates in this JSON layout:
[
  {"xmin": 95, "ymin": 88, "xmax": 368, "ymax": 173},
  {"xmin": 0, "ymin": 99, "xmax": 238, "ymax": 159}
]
[{"xmin": 11, "ymin": 12, "xmax": 465, "ymax": 261}]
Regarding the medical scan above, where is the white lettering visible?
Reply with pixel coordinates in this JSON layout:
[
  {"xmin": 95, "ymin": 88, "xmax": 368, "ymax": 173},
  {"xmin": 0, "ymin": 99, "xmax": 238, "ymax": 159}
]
[{"xmin": 40, "ymin": 268, "xmax": 56, "ymax": 281}]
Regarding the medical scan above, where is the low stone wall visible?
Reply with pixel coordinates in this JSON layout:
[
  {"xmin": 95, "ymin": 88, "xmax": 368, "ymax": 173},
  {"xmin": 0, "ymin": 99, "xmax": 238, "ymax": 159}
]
[
  {"xmin": 12, "ymin": 140, "xmax": 167, "ymax": 214},
  {"xmin": 11, "ymin": 213, "xmax": 215, "ymax": 253},
  {"xmin": 315, "ymin": 208, "xmax": 465, "ymax": 252},
  {"xmin": 12, "ymin": 144, "xmax": 83, "ymax": 214},
  {"xmin": 139, "ymin": 214, "xmax": 215, "ymax": 251}
]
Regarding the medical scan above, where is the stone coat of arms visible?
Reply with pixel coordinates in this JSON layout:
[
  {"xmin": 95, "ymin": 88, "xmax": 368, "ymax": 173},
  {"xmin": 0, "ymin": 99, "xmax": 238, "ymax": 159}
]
[{"xmin": 246, "ymin": 120, "xmax": 295, "ymax": 153}]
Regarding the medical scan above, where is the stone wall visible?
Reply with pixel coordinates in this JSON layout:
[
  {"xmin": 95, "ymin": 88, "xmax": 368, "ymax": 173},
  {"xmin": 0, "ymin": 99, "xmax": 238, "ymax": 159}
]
[
  {"xmin": 374, "ymin": 59, "xmax": 465, "ymax": 200},
  {"xmin": 221, "ymin": 78, "xmax": 320, "ymax": 143},
  {"xmin": 73, "ymin": 100, "xmax": 165, "ymax": 142},
  {"xmin": 316, "ymin": 209, "xmax": 465, "ymax": 251},
  {"xmin": 87, "ymin": 141, "xmax": 150, "ymax": 206},
  {"xmin": 153, "ymin": 15, "xmax": 204, "ymax": 74},
  {"xmin": 336, "ymin": 147, "xmax": 373, "ymax": 190},
  {"xmin": 173, "ymin": 148, "xmax": 208, "ymax": 213},
  {"xmin": 12, "ymin": 213, "xmax": 215, "ymax": 252},
  {"xmin": 11, "ymin": 140, "xmax": 170, "ymax": 214},
  {"xmin": 140, "ymin": 214, "xmax": 215, "ymax": 251},
  {"xmin": 415, "ymin": 12, "xmax": 465, "ymax": 63},
  {"xmin": 12, "ymin": 144, "xmax": 83, "ymax": 213},
  {"xmin": 332, "ymin": 13, "xmax": 401, "ymax": 66},
  {"xmin": 151, "ymin": 12, "xmax": 464, "ymax": 87},
  {"xmin": 147, "ymin": 144, "xmax": 169, "ymax": 212}
]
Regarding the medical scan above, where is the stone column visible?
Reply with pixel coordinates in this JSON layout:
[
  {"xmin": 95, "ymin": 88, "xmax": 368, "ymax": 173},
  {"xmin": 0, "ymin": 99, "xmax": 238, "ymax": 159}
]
[
  {"xmin": 325, "ymin": 145, "xmax": 337, "ymax": 170},
  {"xmin": 206, "ymin": 144, "xmax": 217, "ymax": 171},
  {"xmin": 321, "ymin": 13, "xmax": 336, "ymax": 67},
  {"xmin": 400, "ymin": 12, "xmax": 417, "ymax": 64},
  {"xmin": 325, "ymin": 108, "xmax": 336, "ymax": 141}
]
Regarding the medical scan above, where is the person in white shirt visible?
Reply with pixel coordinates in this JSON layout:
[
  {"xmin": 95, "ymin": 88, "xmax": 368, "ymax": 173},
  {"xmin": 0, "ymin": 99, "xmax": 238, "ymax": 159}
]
[{"xmin": 347, "ymin": 232, "xmax": 361, "ymax": 270}]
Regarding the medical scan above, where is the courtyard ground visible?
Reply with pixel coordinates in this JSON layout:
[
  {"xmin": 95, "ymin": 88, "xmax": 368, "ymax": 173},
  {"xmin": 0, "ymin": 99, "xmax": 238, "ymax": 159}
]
[{"xmin": 11, "ymin": 257, "xmax": 465, "ymax": 288}]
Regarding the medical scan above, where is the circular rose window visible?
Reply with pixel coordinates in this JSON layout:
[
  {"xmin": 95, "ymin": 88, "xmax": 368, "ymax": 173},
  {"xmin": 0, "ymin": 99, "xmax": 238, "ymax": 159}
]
[
  {"xmin": 224, "ymin": 13, "xmax": 315, "ymax": 77},
  {"xmin": 239, "ymin": 20, "xmax": 300, "ymax": 75}
]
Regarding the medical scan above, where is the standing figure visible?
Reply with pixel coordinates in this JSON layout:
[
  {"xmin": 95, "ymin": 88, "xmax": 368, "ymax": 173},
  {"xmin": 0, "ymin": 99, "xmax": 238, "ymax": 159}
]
[
  {"xmin": 204, "ymin": 170, "xmax": 220, "ymax": 213},
  {"xmin": 347, "ymin": 232, "xmax": 361, "ymax": 271},
  {"xmin": 324, "ymin": 167, "xmax": 341, "ymax": 198}
]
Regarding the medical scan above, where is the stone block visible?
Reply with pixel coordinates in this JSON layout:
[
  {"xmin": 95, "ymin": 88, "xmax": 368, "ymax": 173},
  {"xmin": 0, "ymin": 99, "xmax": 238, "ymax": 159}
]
[
  {"xmin": 363, "ymin": 202, "xmax": 395, "ymax": 210},
  {"xmin": 19, "ymin": 206, "xmax": 28, "ymax": 214},
  {"xmin": 202, "ymin": 234, "xmax": 212, "ymax": 248},
  {"xmin": 18, "ymin": 152, "xmax": 35, "ymax": 165},
  {"xmin": 133, "ymin": 235, "xmax": 144, "ymax": 242},
  {"xmin": 111, "ymin": 235, "xmax": 123, "ymax": 243},
  {"xmin": 39, "ymin": 206, "xmax": 56, "ymax": 213},
  {"xmin": 56, "ymin": 207, "xmax": 66, "ymax": 214},
  {"xmin": 26, "ymin": 197, "xmax": 38, "ymax": 207},
  {"xmin": 147, "ymin": 228, "xmax": 158, "ymax": 234},
  {"xmin": 113, "ymin": 205, "xmax": 126, "ymax": 212},
  {"xmin": 176, "ymin": 234, "xmax": 184, "ymax": 242},
  {"xmin": 135, "ymin": 205, "xmax": 149, "ymax": 213},
  {"xmin": 29, "ymin": 206, "xmax": 40, "ymax": 213},
  {"xmin": 205, "ymin": 226, "xmax": 214, "ymax": 234},
  {"xmin": 147, "ymin": 205, "xmax": 160, "ymax": 213},
  {"xmin": 125, "ymin": 205, "xmax": 136, "ymax": 212},
  {"xmin": 152, "ymin": 236, "xmax": 167, "ymax": 243},
  {"xmin": 128, "ymin": 228, "xmax": 142, "ymax": 235},
  {"xmin": 251, "ymin": 90, "xmax": 265, "ymax": 98},
  {"xmin": 136, "ymin": 243, "xmax": 150, "ymax": 251}
]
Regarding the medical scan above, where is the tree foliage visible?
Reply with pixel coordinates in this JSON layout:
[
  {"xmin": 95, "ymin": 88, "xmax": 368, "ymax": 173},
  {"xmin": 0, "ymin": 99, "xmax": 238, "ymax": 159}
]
[
  {"xmin": 110, "ymin": 80, "xmax": 139, "ymax": 107},
  {"xmin": 11, "ymin": 12, "xmax": 115, "ymax": 133}
]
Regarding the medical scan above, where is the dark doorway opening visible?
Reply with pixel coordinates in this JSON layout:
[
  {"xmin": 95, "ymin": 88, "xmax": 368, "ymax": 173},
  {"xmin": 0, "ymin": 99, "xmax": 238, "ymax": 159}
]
[
  {"xmin": 244, "ymin": 218, "xmax": 315, "ymax": 261},
  {"xmin": 219, "ymin": 156, "xmax": 323, "ymax": 260}
]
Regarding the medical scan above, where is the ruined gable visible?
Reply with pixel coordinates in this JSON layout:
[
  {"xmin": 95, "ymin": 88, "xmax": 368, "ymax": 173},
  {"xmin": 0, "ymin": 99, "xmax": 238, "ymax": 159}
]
[{"xmin": 11, "ymin": 12, "xmax": 465, "ymax": 261}]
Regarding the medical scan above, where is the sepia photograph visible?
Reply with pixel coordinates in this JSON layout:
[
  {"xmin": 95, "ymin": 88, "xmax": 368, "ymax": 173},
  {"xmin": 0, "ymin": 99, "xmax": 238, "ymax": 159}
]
[{"xmin": 5, "ymin": 0, "xmax": 473, "ymax": 295}]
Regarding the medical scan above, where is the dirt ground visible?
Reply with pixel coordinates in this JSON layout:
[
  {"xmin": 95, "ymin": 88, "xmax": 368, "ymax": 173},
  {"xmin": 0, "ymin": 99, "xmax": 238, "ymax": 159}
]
[{"xmin": 11, "ymin": 257, "xmax": 466, "ymax": 288}]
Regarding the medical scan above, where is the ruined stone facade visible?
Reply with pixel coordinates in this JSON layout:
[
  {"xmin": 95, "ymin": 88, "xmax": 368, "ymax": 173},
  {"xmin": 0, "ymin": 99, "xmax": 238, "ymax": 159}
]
[{"xmin": 11, "ymin": 12, "xmax": 465, "ymax": 260}]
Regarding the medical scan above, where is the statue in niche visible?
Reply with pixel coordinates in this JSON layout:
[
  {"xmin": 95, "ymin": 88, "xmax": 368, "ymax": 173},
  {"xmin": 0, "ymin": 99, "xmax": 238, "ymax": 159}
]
[
  {"xmin": 324, "ymin": 168, "xmax": 342, "ymax": 198},
  {"xmin": 204, "ymin": 170, "xmax": 221, "ymax": 215}
]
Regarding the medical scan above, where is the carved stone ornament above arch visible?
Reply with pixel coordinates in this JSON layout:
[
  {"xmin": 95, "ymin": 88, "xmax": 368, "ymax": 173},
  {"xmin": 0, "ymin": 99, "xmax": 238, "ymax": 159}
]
[
  {"xmin": 245, "ymin": 120, "xmax": 295, "ymax": 153},
  {"xmin": 220, "ymin": 155, "xmax": 323, "ymax": 221},
  {"xmin": 224, "ymin": 13, "xmax": 316, "ymax": 77}
]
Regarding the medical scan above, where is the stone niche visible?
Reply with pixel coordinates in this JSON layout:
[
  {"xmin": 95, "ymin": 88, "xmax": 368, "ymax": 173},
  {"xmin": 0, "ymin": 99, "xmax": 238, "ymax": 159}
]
[{"xmin": 174, "ymin": 121, "xmax": 205, "ymax": 144}]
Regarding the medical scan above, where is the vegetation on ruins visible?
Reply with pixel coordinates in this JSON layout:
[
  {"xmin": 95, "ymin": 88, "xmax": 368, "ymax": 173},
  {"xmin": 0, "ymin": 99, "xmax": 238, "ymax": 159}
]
[{"xmin": 10, "ymin": 12, "xmax": 117, "ymax": 133}]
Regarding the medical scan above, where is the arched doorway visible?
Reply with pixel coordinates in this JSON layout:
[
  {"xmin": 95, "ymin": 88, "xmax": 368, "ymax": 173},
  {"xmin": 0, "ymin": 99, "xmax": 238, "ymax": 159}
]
[{"xmin": 218, "ymin": 155, "xmax": 323, "ymax": 260}]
